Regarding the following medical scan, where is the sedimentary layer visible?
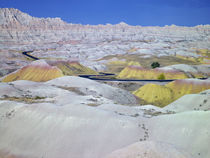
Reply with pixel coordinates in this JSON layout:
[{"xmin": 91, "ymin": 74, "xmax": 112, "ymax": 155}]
[
  {"xmin": 2, "ymin": 60, "xmax": 64, "ymax": 82},
  {"xmin": 133, "ymin": 79, "xmax": 210, "ymax": 107}
]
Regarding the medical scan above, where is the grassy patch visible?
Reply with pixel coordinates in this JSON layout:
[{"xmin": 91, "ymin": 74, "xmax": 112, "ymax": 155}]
[
  {"xmin": 143, "ymin": 109, "xmax": 175, "ymax": 117},
  {"xmin": 0, "ymin": 96, "xmax": 46, "ymax": 103},
  {"xmin": 87, "ymin": 103, "xmax": 100, "ymax": 106},
  {"xmin": 55, "ymin": 86, "xmax": 86, "ymax": 96},
  {"xmin": 99, "ymin": 54, "xmax": 199, "ymax": 73},
  {"xmin": 157, "ymin": 73, "xmax": 166, "ymax": 80}
]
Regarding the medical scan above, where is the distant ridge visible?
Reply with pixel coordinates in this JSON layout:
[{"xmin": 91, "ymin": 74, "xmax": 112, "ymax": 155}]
[
  {"xmin": 0, "ymin": 7, "xmax": 210, "ymax": 52},
  {"xmin": 1, "ymin": 8, "xmax": 210, "ymax": 28},
  {"xmin": 0, "ymin": 8, "xmax": 67, "ymax": 29}
]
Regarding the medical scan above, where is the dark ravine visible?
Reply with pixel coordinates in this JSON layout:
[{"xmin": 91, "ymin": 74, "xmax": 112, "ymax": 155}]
[{"xmin": 22, "ymin": 51, "xmax": 207, "ymax": 82}]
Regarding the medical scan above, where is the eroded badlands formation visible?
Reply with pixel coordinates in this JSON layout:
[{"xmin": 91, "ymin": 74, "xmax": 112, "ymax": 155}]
[
  {"xmin": 0, "ymin": 8, "xmax": 210, "ymax": 158},
  {"xmin": 1, "ymin": 8, "xmax": 210, "ymax": 73}
]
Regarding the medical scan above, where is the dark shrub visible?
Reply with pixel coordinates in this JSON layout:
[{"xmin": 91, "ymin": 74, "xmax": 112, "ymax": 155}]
[{"xmin": 151, "ymin": 62, "xmax": 160, "ymax": 69}]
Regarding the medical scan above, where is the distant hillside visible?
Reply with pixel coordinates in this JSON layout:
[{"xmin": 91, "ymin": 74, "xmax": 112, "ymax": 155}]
[
  {"xmin": 1, "ymin": 8, "xmax": 210, "ymax": 44},
  {"xmin": 0, "ymin": 8, "xmax": 67, "ymax": 28},
  {"xmin": 0, "ymin": 8, "xmax": 209, "ymax": 75},
  {"xmin": 2, "ymin": 60, "xmax": 64, "ymax": 82},
  {"xmin": 133, "ymin": 79, "xmax": 210, "ymax": 107},
  {"xmin": 47, "ymin": 60, "xmax": 98, "ymax": 75},
  {"xmin": 1, "ymin": 59, "xmax": 97, "ymax": 82}
]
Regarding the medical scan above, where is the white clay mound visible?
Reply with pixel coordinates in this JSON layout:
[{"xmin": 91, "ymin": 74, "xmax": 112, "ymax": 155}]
[
  {"xmin": 164, "ymin": 89, "xmax": 210, "ymax": 112},
  {"xmin": 46, "ymin": 76, "xmax": 138, "ymax": 104},
  {"xmin": 147, "ymin": 111, "xmax": 210, "ymax": 158},
  {"xmin": 105, "ymin": 141, "xmax": 192, "ymax": 158},
  {"xmin": 0, "ymin": 102, "xmax": 143, "ymax": 158}
]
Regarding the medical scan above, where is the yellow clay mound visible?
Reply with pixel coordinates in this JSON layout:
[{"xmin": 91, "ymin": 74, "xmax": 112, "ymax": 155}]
[
  {"xmin": 159, "ymin": 70, "xmax": 188, "ymax": 79},
  {"xmin": 48, "ymin": 61, "xmax": 98, "ymax": 75},
  {"xmin": 176, "ymin": 49, "xmax": 210, "ymax": 64},
  {"xmin": 2, "ymin": 60, "xmax": 64, "ymax": 82},
  {"xmin": 176, "ymin": 55, "xmax": 202, "ymax": 63},
  {"xmin": 107, "ymin": 60, "xmax": 141, "ymax": 73},
  {"xmin": 117, "ymin": 66, "xmax": 188, "ymax": 79},
  {"xmin": 127, "ymin": 48, "xmax": 138, "ymax": 53},
  {"xmin": 127, "ymin": 61, "xmax": 141, "ymax": 66},
  {"xmin": 133, "ymin": 84, "xmax": 173, "ymax": 107},
  {"xmin": 196, "ymin": 49, "xmax": 210, "ymax": 57},
  {"xmin": 108, "ymin": 60, "xmax": 141, "ymax": 66},
  {"xmin": 166, "ymin": 79, "xmax": 210, "ymax": 100},
  {"xmin": 108, "ymin": 60, "xmax": 127, "ymax": 65},
  {"xmin": 190, "ymin": 72, "xmax": 205, "ymax": 79},
  {"xmin": 117, "ymin": 66, "xmax": 144, "ymax": 79},
  {"xmin": 134, "ymin": 79, "xmax": 210, "ymax": 107}
]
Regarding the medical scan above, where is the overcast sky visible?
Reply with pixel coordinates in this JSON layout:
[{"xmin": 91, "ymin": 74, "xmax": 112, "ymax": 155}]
[{"xmin": 1, "ymin": 0, "xmax": 210, "ymax": 26}]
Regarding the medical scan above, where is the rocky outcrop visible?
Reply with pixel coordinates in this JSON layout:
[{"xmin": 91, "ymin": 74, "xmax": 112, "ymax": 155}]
[
  {"xmin": 0, "ymin": 8, "xmax": 210, "ymax": 74},
  {"xmin": 0, "ymin": 8, "xmax": 67, "ymax": 29},
  {"xmin": 1, "ymin": 8, "xmax": 210, "ymax": 47}
]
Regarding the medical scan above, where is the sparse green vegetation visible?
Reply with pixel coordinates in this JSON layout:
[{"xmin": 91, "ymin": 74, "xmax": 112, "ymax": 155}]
[
  {"xmin": 157, "ymin": 73, "xmax": 166, "ymax": 80},
  {"xmin": 55, "ymin": 86, "xmax": 85, "ymax": 96},
  {"xmin": 35, "ymin": 96, "xmax": 45, "ymax": 99}
]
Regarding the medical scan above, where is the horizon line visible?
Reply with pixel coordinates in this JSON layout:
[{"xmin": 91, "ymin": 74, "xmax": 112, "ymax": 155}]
[{"xmin": 1, "ymin": 7, "xmax": 210, "ymax": 27}]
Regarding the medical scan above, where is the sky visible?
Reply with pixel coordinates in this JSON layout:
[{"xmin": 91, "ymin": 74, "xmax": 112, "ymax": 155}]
[{"xmin": 0, "ymin": 0, "xmax": 210, "ymax": 26}]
